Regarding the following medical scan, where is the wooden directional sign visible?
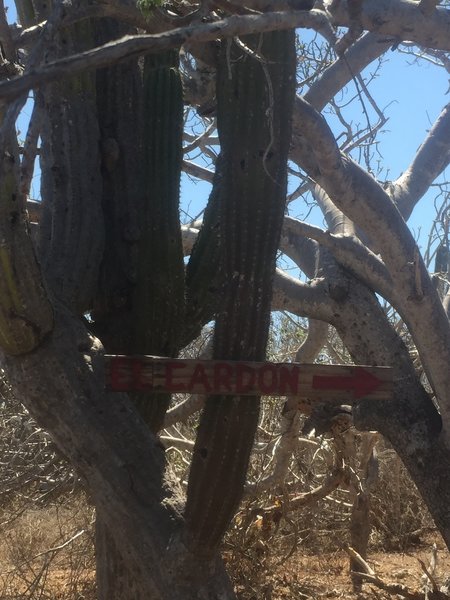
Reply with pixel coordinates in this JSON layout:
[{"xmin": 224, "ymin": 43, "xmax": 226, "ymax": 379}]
[{"xmin": 105, "ymin": 355, "xmax": 393, "ymax": 401}]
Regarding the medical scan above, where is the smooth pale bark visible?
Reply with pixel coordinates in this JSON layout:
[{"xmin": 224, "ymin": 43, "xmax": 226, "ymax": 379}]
[
  {"xmin": 291, "ymin": 96, "xmax": 450, "ymax": 441},
  {"xmin": 388, "ymin": 103, "xmax": 450, "ymax": 219},
  {"xmin": 272, "ymin": 252, "xmax": 450, "ymax": 546},
  {"xmin": 325, "ymin": 0, "xmax": 450, "ymax": 52}
]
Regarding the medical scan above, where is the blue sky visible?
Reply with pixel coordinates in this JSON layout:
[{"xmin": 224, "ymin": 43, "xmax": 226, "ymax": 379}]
[
  {"xmin": 5, "ymin": 0, "xmax": 449, "ymax": 251},
  {"xmin": 359, "ymin": 50, "xmax": 449, "ymax": 249},
  {"xmin": 183, "ymin": 44, "xmax": 449, "ymax": 252}
]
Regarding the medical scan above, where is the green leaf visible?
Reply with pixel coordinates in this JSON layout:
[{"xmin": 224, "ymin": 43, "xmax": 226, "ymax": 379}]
[{"xmin": 137, "ymin": 0, "xmax": 163, "ymax": 17}]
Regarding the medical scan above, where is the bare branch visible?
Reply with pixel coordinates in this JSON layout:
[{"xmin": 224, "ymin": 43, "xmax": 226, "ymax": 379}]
[
  {"xmin": 0, "ymin": 9, "xmax": 330, "ymax": 102},
  {"xmin": 272, "ymin": 269, "xmax": 335, "ymax": 320},
  {"xmin": 283, "ymin": 216, "xmax": 394, "ymax": 299},
  {"xmin": 326, "ymin": 0, "xmax": 450, "ymax": 52},
  {"xmin": 295, "ymin": 318, "xmax": 329, "ymax": 363},
  {"xmin": 20, "ymin": 100, "xmax": 42, "ymax": 201},
  {"xmin": 314, "ymin": 184, "xmax": 356, "ymax": 235},
  {"xmin": 181, "ymin": 224, "xmax": 201, "ymax": 256},
  {"xmin": 347, "ymin": 567, "xmax": 425, "ymax": 600},
  {"xmin": 343, "ymin": 546, "xmax": 376, "ymax": 576},
  {"xmin": 163, "ymin": 394, "xmax": 205, "ymax": 427},
  {"xmin": 0, "ymin": 0, "xmax": 67, "ymax": 150},
  {"xmin": 163, "ymin": 338, "xmax": 213, "ymax": 427},
  {"xmin": 280, "ymin": 222, "xmax": 318, "ymax": 278},
  {"xmin": 293, "ymin": 95, "xmax": 450, "ymax": 434},
  {"xmin": 160, "ymin": 435, "xmax": 195, "ymax": 451},
  {"xmin": 246, "ymin": 318, "xmax": 328, "ymax": 494},
  {"xmin": 14, "ymin": 0, "xmax": 195, "ymax": 48},
  {"xmin": 245, "ymin": 410, "xmax": 302, "ymax": 493},
  {"xmin": 390, "ymin": 102, "xmax": 450, "ymax": 221},
  {"xmin": 270, "ymin": 465, "xmax": 344, "ymax": 512},
  {"xmin": 183, "ymin": 159, "xmax": 214, "ymax": 182}
]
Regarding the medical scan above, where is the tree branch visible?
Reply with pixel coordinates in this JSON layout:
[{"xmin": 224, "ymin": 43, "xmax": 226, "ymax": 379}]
[
  {"xmin": 326, "ymin": 0, "xmax": 450, "ymax": 52},
  {"xmin": 0, "ymin": 9, "xmax": 330, "ymax": 102},
  {"xmin": 163, "ymin": 394, "xmax": 205, "ymax": 427},
  {"xmin": 19, "ymin": 99, "xmax": 42, "ymax": 201},
  {"xmin": 283, "ymin": 216, "xmax": 394, "ymax": 299},
  {"xmin": 389, "ymin": 102, "xmax": 450, "ymax": 221},
  {"xmin": 246, "ymin": 318, "xmax": 329, "ymax": 494},
  {"xmin": 261, "ymin": 465, "xmax": 344, "ymax": 513},
  {"xmin": 183, "ymin": 159, "xmax": 214, "ymax": 183},
  {"xmin": 181, "ymin": 224, "xmax": 200, "ymax": 256},
  {"xmin": 163, "ymin": 338, "xmax": 213, "ymax": 428},
  {"xmin": 293, "ymin": 95, "xmax": 450, "ymax": 437},
  {"xmin": 1, "ymin": 308, "xmax": 181, "ymax": 596},
  {"xmin": 272, "ymin": 269, "xmax": 335, "ymax": 320},
  {"xmin": 280, "ymin": 221, "xmax": 318, "ymax": 278}
]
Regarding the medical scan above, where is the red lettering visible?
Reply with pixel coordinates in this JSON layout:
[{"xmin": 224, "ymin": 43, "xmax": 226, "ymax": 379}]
[
  {"xmin": 258, "ymin": 364, "xmax": 278, "ymax": 395},
  {"xmin": 213, "ymin": 362, "xmax": 233, "ymax": 392},
  {"xmin": 165, "ymin": 362, "xmax": 187, "ymax": 392},
  {"xmin": 236, "ymin": 363, "xmax": 256, "ymax": 394},
  {"xmin": 132, "ymin": 359, "xmax": 144, "ymax": 391},
  {"xmin": 279, "ymin": 365, "xmax": 300, "ymax": 395},
  {"xmin": 109, "ymin": 356, "xmax": 131, "ymax": 391},
  {"xmin": 135, "ymin": 361, "xmax": 155, "ymax": 392},
  {"xmin": 188, "ymin": 364, "xmax": 212, "ymax": 393}
]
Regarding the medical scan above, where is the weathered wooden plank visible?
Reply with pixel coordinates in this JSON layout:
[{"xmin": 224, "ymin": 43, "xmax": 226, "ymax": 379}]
[{"xmin": 104, "ymin": 355, "xmax": 393, "ymax": 401}]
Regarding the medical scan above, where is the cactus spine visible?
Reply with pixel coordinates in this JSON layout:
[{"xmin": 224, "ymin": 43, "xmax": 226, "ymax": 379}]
[
  {"xmin": 131, "ymin": 50, "xmax": 185, "ymax": 432},
  {"xmin": 92, "ymin": 19, "xmax": 143, "ymax": 352},
  {"xmin": 184, "ymin": 31, "xmax": 296, "ymax": 554},
  {"xmin": 38, "ymin": 20, "xmax": 104, "ymax": 315}
]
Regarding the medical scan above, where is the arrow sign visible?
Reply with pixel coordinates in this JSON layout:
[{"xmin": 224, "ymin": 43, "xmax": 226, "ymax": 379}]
[
  {"xmin": 105, "ymin": 356, "xmax": 393, "ymax": 402},
  {"xmin": 312, "ymin": 369, "xmax": 383, "ymax": 399}
]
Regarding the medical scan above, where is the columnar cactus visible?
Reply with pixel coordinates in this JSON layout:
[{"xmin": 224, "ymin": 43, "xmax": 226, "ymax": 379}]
[
  {"xmin": 92, "ymin": 19, "xmax": 144, "ymax": 352},
  {"xmin": 130, "ymin": 50, "xmax": 185, "ymax": 432},
  {"xmin": 38, "ymin": 21, "xmax": 104, "ymax": 315},
  {"xmin": 184, "ymin": 30, "xmax": 296, "ymax": 554}
]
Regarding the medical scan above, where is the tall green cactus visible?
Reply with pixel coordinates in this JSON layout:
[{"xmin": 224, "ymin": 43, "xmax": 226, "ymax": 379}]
[
  {"xmin": 130, "ymin": 50, "xmax": 185, "ymax": 432},
  {"xmin": 91, "ymin": 19, "xmax": 144, "ymax": 353},
  {"xmin": 38, "ymin": 20, "xmax": 104, "ymax": 316},
  {"xmin": 0, "ymin": 119, "xmax": 53, "ymax": 354},
  {"xmin": 16, "ymin": 4, "xmax": 103, "ymax": 320},
  {"xmin": 184, "ymin": 31, "xmax": 296, "ymax": 554}
]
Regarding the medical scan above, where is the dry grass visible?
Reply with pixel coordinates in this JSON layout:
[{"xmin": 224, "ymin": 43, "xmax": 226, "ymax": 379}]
[
  {"xmin": 0, "ymin": 386, "xmax": 444, "ymax": 599},
  {"xmin": 0, "ymin": 498, "xmax": 95, "ymax": 599},
  {"xmin": 0, "ymin": 467, "xmax": 444, "ymax": 599}
]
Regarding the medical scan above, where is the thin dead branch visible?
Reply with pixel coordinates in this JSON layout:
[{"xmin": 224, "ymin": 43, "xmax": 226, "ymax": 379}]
[{"xmin": 0, "ymin": 10, "xmax": 330, "ymax": 102}]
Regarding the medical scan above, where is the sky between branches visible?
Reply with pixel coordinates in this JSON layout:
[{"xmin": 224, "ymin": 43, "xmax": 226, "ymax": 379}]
[{"xmin": 5, "ymin": 0, "xmax": 449, "ymax": 251}]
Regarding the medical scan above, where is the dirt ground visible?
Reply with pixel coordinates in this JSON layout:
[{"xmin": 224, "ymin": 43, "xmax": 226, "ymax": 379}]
[
  {"xmin": 1, "ymin": 536, "xmax": 449, "ymax": 599},
  {"xmin": 231, "ymin": 536, "xmax": 450, "ymax": 599}
]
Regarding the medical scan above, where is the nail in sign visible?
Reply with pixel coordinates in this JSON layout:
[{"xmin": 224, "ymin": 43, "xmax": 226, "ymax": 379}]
[{"xmin": 105, "ymin": 356, "xmax": 393, "ymax": 401}]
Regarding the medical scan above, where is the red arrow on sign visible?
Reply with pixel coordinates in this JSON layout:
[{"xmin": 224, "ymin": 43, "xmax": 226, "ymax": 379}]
[{"xmin": 312, "ymin": 368, "xmax": 382, "ymax": 399}]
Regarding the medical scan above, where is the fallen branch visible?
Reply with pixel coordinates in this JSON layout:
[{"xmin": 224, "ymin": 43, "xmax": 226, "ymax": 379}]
[{"xmin": 344, "ymin": 546, "xmax": 450, "ymax": 600}]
